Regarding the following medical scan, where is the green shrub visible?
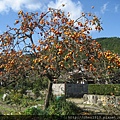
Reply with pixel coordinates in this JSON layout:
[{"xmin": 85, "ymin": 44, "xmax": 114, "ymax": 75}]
[
  {"xmin": 88, "ymin": 84, "xmax": 120, "ymax": 96},
  {"xmin": 0, "ymin": 112, "xmax": 2, "ymax": 115},
  {"xmin": 24, "ymin": 107, "xmax": 48, "ymax": 115},
  {"xmin": 23, "ymin": 99, "xmax": 80, "ymax": 118},
  {"xmin": 47, "ymin": 99, "xmax": 80, "ymax": 115}
]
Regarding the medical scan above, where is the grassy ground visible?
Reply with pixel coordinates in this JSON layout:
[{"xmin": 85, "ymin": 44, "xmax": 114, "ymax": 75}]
[
  {"xmin": 0, "ymin": 92, "xmax": 119, "ymax": 115},
  {"xmin": 0, "ymin": 92, "xmax": 44, "ymax": 115},
  {"xmin": 0, "ymin": 94, "xmax": 106, "ymax": 115},
  {"xmin": 0, "ymin": 93, "xmax": 94, "ymax": 115}
]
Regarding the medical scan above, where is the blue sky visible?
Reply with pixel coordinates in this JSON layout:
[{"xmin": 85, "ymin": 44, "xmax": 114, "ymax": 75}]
[{"xmin": 0, "ymin": 0, "xmax": 120, "ymax": 39}]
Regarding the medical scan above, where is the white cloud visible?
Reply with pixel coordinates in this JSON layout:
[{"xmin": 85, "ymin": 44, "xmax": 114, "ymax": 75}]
[
  {"xmin": 0, "ymin": 0, "xmax": 83, "ymax": 19},
  {"xmin": 115, "ymin": 4, "xmax": 119, "ymax": 12},
  {"xmin": 0, "ymin": 0, "xmax": 45, "ymax": 13},
  {"xmin": 48, "ymin": 0, "xmax": 100, "ymax": 34},
  {"xmin": 101, "ymin": 2, "xmax": 109, "ymax": 14},
  {"xmin": 48, "ymin": 0, "xmax": 83, "ymax": 20},
  {"xmin": 48, "ymin": 0, "xmax": 99, "ymax": 33}
]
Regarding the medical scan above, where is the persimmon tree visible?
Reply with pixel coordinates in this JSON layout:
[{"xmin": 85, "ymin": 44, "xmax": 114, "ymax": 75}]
[
  {"xmin": 102, "ymin": 50, "xmax": 120, "ymax": 83},
  {"xmin": 0, "ymin": 6, "xmax": 119, "ymax": 109}
]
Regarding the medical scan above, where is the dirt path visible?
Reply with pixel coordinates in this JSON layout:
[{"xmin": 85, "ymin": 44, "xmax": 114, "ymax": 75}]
[
  {"xmin": 0, "ymin": 101, "xmax": 26, "ymax": 115},
  {"xmin": 67, "ymin": 98, "xmax": 108, "ymax": 115},
  {"xmin": 0, "ymin": 101, "xmax": 15, "ymax": 114}
]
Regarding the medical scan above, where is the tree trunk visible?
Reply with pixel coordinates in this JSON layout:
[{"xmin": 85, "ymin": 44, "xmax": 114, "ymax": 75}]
[{"xmin": 44, "ymin": 80, "xmax": 53, "ymax": 110}]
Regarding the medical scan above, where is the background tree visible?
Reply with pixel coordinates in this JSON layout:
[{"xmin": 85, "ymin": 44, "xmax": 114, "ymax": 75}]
[
  {"xmin": 96, "ymin": 37, "xmax": 120, "ymax": 54},
  {"xmin": 0, "ymin": 6, "xmax": 119, "ymax": 109}
]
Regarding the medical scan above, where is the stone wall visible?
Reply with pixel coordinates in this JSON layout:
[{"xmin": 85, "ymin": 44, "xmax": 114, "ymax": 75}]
[
  {"xmin": 52, "ymin": 83, "xmax": 88, "ymax": 97},
  {"xmin": 83, "ymin": 94, "xmax": 120, "ymax": 106},
  {"xmin": 52, "ymin": 84, "xmax": 65, "ymax": 96},
  {"xmin": 65, "ymin": 83, "xmax": 88, "ymax": 97}
]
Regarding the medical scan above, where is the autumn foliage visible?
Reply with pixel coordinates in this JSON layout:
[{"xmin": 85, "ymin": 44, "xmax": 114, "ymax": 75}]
[{"xmin": 0, "ymin": 7, "xmax": 120, "ymax": 85}]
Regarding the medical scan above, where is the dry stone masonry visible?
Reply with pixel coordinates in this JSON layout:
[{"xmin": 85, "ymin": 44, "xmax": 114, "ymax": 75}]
[{"xmin": 83, "ymin": 94, "xmax": 120, "ymax": 106}]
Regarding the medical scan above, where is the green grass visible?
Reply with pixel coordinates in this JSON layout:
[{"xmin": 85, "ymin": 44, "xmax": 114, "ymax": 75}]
[
  {"xmin": 0, "ymin": 93, "xmax": 3, "ymax": 99},
  {"xmin": 0, "ymin": 90, "xmax": 45, "ymax": 115},
  {"xmin": 0, "ymin": 97, "xmax": 45, "ymax": 115},
  {"xmin": 0, "ymin": 105, "xmax": 16, "ymax": 115}
]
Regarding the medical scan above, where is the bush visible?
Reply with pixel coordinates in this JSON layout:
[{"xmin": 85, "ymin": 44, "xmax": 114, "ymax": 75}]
[
  {"xmin": 23, "ymin": 97, "xmax": 82, "ymax": 116},
  {"xmin": 0, "ymin": 112, "xmax": 2, "ymax": 115},
  {"xmin": 88, "ymin": 84, "xmax": 120, "ymax": 96},
  {"xmin": 47, "ymin": 98, "xmax": 80, "ymax": 115},
  {"xmin": 24, "ymin": 107, "xmax": 48, "ymax": 115}
]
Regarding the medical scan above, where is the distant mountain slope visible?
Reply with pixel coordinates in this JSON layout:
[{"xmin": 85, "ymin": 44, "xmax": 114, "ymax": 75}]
[{"xmin": 96, "ymin": 37, "xmax": 120, "ymax": 54}]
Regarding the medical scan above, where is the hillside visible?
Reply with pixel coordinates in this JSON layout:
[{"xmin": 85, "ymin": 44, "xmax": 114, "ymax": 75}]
[{"xmin": 95, "ymin": 37, "xmax": 120, "ymax": 55}]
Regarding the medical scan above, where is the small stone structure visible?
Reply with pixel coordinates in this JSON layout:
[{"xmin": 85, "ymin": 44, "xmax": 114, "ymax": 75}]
[
  {"xmin": 26, "ymin": 90, "xmax": 36, "ymax": 99},
  {"xmin": 83, "ymin": 94, "xmax": 120, "ymax": 106},
  {"xmin": 52, "ymin": 84, "xmax": 65, "ymax": 96},
  {"xmin": 2, "ymin": 93, "xmax": 9, "ymax": 101}
]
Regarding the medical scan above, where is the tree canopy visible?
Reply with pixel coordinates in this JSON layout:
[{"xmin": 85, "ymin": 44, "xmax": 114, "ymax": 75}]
[{"xmin": 0, "ymin": 8, "xmax": 103, "ymax": 84}]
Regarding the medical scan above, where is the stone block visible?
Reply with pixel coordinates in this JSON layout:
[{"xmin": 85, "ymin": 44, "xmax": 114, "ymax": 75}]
[
  {"xmin": 97, "ymin": 100, "xmax": 103, "ymax": 106},
  {"xmin": 93, "ymin": 95, "xmax": 98, "ymax": 104},
  {"xmin": 101, "ymin": 95, "xmax": 107, "ymax": 106},
  {"xmin": 116, "ymin": 96, "xmax": 120, "ymax": 105},
  {"xmin": 26, "ymin": 90, "xmax": 36, "ymax": 99},
  {"xmin": 83, "ymin": 94, "xmax": 88, "ymax": 102}
]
